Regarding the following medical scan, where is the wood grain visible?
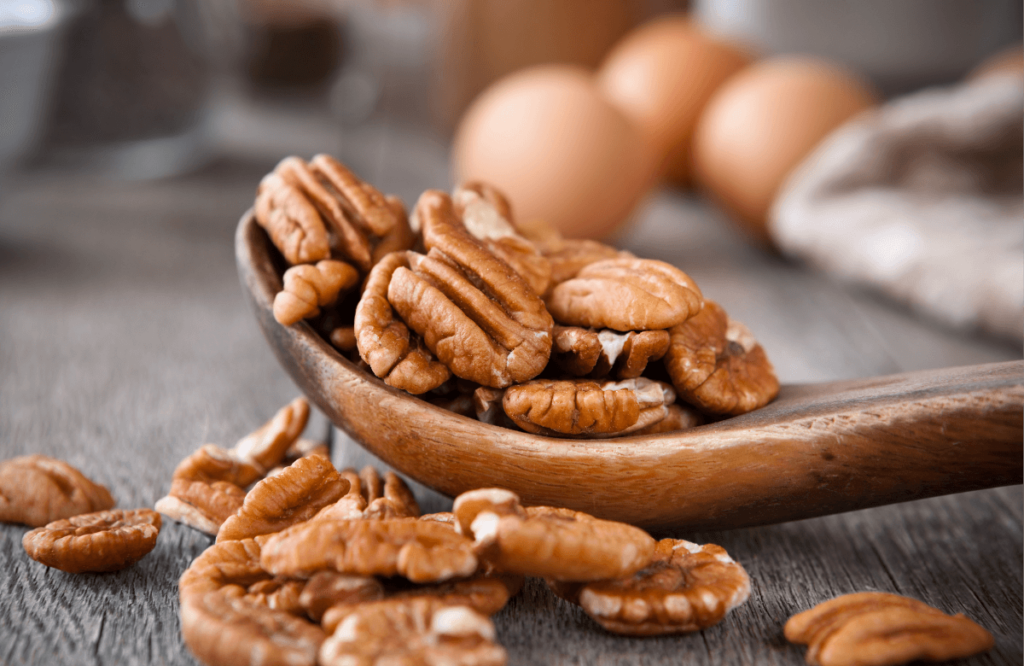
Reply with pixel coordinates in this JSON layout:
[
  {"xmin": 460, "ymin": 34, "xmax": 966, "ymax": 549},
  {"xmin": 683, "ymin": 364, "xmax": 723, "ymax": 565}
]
[{"xmin": 238, "ymin": 212, "xmax": 1023, "ymax": 531}]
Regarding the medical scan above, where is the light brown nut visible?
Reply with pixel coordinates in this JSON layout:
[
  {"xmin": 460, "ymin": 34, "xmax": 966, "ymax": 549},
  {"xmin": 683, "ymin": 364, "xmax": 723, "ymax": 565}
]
[
  {"xmin": 321, "ymin": 575, "xmax": 517, "ymax": 635},
  {"xmin": 364, "ymin": 471, "xmax": 421, "ymax": 520},
  {"xmin": 179, "ymin": 538, "xmax": 270, "ymax": 600},
  {"xmin": 546, "ymin": 258, "xmax": 703, "ymax": 331},
  {"xmin": 501, "ymin": 378, "xmax": 675, "ymax": 438},
  {"xmin": 552, "ymin": 538, "xmax": 750, "ymax": 636},
  {"xmin": 419, "ymin": 512, "xmax": 457, "ymax": 527},
  {"xmin": 665, "ymin": 300, "xmax": 780, "ymax": 416},
  {"xmin": 217, "ymin": 454, "xmax": 350, "ymax": 543},
  {"xmin": 544, "ymin": 239, "xmax": 633, "ymax": 285},
  {"xmin": 371, "ymin": 195, "xmax": 417, "ymax": 267},
  {"xmin": 319, "ymin": 599, "xmax": 506, "ymax": 666},
  {"xmin": 631, "ymin": 403, "xmax": 705, "ymax": 435},
  {"xmin": 516, "ymin": 217, "xmax": 565, "ymax": 254},
  {"xmin": 453, "ymin": 183, "xmax": 552, "ymax": 296},
  {"xmin": 299, "ymin": 571, "xmax": 384, "ymax": 623},
  {"xmin": 386, "ymin": 190, "xmax": 553, "ymax": 388},
  {"xmin": 180, "ymin": 591, "xmax": 325, "ymax": 666},
  {"xmin": 354, "ymin": 251, "xmax": 451, "ymax": 395},
  {"xmin": 233, "ymin": 397, "xmax": 311, "ymax": 473},
  {"xmin": 22, "ymin": 508, "xmax": 160, "ymax": 573},
  {"xmin": 260, "ymin": 519, "xmax": 478, "ymax": 583},
  {"xmin": 270, "ymin": 155, "xmax": 405, "ymax": 271},
  {"xmin": 785, "ymin": 592, "xmax": 994, "ymax": 666},
  {"xmin": 454, "ymin": 489, "xmax": 655, "ymax": 582},
  {"xmin": 254, "ymin": 171, "xmax": 331, "ymax": 266},
  {"xmin": 313, "ymin": 468, "xmax": 368, "ymax": 521},
  {"xmin": 551, "ymin": 326, "xmax": 670, "ymax": 379},
  {"xmin": 0, "ymin": 455, "xmax": 115, "ymax": 527},
  {"xmin": 281, "ymin": 437, "xmax": 330, "ymax": 468},
  {"xmin": 273, "ymin": 260, "xmax": 359, "ymax": 326},
  {"xmin": 243, "ymin": 578, "xmax": 307, "ymax": 615},
  {"xmin": 328, "ymin": 326, "xmax": 357, "ymax": 353}
]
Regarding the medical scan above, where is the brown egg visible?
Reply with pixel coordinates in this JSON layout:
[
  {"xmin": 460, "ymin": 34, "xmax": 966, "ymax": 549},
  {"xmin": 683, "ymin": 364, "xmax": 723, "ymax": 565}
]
[
  {"xmin": 692, "ymin": 57, "xmax": 877, "ymax": 243},
  {"xmin": 453, "ymin": 65, "xmax": 658, "ymax": 239},
  {"xmin": 598, "ymin": 15, "xmax": 753, "ymax": 186},
  {"xmin": 969, "ymin": 43, "xmax": 1024, "ymax": 80}
]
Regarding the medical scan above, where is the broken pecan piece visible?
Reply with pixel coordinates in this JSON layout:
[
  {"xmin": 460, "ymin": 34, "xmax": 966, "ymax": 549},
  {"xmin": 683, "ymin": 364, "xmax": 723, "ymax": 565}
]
[
  {"xmin": 354, "ymin": 251, "xmax": 452, "ymax": 394},
  {"xmin": 785, "ymin": 592, "xmax": 994, "ymax": 666},
  {"xmin": 217, "ymin": 454, "xmax": 350, "ymax": 542},
  {"xmin": 552, "ymin": 326, "xmax": 670, "ymax": 379},
  {"xmin": 260, "ymin": 518, "xmax": 478, "ymax": 583},
  {"xmin": 551, "ymin": 538, "xmax": 750, "ymax": 636},
  {"xmin": 233, "ymin": 397, "xmax": 310, "ymax": 473},
  {"xmin": 453, "ymin": 182, "xmax": 552, "ymax": 296},
  {"xmin": 298, "ymin": 571, "xmax": 384, "ymax": 623},
  {"xmin": 665, "ymin": 299, "xmax": 779, "ymax": 416},
  {"xmin": 384, "ymin": 190, "xmax": 553, "ymax": 388},
  {"xmin": 546, "ymin": 258, "xmax": 703, "ymax": 331},
  {"xmin": 319, "ymin": 599, "xmax": 506, "ymax": 666},
  {"xmin": 0, "ymin": 455, "xmax": 115, "ymax": 527},
  {"xmin": 502, "ymin": 378, "xmax": 675, "ymax": 437},
  {"xmin": 454, "ymin": 489, "xmax": 655, "ymax": 582},
  {"xmin": 315, "ymin": 466, "xmax": 421, "ymax": 521},
  {"xmin": 273, "ymin": 259, "xmax": 359, "ymax": 326},
  {"xmin": 23, "ymin": 508, "xmax": 160, "ymax": 573}
]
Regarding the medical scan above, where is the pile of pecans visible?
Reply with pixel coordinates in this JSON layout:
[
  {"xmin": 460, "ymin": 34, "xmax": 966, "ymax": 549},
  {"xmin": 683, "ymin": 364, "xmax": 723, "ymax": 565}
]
[
  {"xmin": 0, "ymin": 399, "xmax": 995, "ymax": 666},
  {"xmin": 255, "ymin": 154, "xmax": 781, "ymax": 437}
]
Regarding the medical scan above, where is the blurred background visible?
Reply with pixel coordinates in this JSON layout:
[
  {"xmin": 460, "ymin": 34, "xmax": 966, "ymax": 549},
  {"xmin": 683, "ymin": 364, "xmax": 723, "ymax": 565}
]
[{"xmin": 1, "ymin": 0, "xmax": 1022, "ymax": 376}]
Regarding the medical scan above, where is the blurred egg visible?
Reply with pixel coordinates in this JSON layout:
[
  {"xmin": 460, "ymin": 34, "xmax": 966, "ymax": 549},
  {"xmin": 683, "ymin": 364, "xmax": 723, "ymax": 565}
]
[
  {"xmin": 598, "ymin": 16, "xmax": 753, "ymax": 186},
  {"xmin": 692, "ymin": 57, "xmax": 877, "ymax": 242},
  {"xmin": 969, "ymin": 43, "xmax": 1024, "ymax": 80},
  {"xmin": 453, "ymin": 65, "xmax": 657, "ymax": 239}
]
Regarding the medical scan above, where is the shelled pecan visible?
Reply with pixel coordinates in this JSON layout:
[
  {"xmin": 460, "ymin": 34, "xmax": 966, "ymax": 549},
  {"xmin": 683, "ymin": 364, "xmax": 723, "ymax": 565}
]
[
  {"xmin": 23, "ymin": 508, "xmax": 161, "ymax": 573},
  {"xmin": 0, "ymin": 455, "xmax": 115, "ymax": 527}
]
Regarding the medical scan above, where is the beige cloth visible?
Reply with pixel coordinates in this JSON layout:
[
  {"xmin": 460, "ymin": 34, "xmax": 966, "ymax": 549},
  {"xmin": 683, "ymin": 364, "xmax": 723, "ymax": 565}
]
[{"xmin": 771, "ymin": 75, "xmax": 1023, "ymax": 341}]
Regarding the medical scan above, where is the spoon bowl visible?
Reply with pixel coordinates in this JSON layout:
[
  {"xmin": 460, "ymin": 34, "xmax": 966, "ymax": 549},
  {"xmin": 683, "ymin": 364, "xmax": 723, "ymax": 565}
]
[{"xmin": 237, "ymin": 211, "xmax": 1023, "ymax": 531}]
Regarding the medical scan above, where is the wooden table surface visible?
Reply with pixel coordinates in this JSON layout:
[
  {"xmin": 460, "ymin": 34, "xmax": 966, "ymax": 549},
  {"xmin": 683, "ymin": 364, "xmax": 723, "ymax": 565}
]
[{"xmin": 0, "ymin": 117, "xmax": 1021, "ymax": 665}]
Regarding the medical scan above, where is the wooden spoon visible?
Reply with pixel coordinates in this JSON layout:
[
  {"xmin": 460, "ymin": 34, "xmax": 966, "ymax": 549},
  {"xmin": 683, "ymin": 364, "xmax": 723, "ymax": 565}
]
[{"xmin": 236, "ymin": 212, "xmax": 1023, "ymax": 532}]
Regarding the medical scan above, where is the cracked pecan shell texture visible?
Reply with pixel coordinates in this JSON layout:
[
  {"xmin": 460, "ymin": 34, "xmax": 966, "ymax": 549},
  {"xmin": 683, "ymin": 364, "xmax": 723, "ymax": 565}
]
[
  {"xmin": 319, "ymin": 598, "xmax": 506, "ymax": 666},
  {"xmin": 217, "ymin": 454, "xmax": 350, "ymax": 542},
  {"xmin": 260, "ymin": 518, "xmax": 478, "ymax": 583},
  {"xmin": 546, "ymin": 258, "xmax": 702, "ymax": 331},
  {"xmin": 0, "ymin": 455, "xmax": 115, "ymax": 527},
  {"xmin": 785, "ymin": 592, "xmax": 994, "ymax": 666},
  {"xmin": 355, "ymin": 251, "xmax": 452, "ymax": 395},
  {"xmin": 502, "ymin": 378, "xmax": 675, "ymax": 437},
  {"xmin": 23, "ymin": 508, "xmax": 161, "ymax": 573},
  {"xmin": 387, "ymin": 190, "xmax": 553, "ymax": 388},
  {"xmin": 665, "ymin": 299, "xmax": 779, "ymax": 416},
  {"xmin": 563, "ymin": 538, "xmax": 750, "ymax": 636}
]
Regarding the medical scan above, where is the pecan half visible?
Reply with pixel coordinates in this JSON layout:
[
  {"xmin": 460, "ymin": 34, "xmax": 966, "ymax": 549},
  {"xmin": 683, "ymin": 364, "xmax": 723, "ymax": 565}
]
[
  {"xmin": 233, "ymin": 397, "xmax": 310, "ymax": 473},
  {"xmin": 632, "ymin": 403, "xmax": 705, "ymax": 435},
  {"xmin": 546, "ymin": 258, "xmax": 703, "ymax": 331},
  {"xmin": 0, "ymin": 455, "xmax": 115, "ymax": 527},
  {"xmin": 298, "ymin": 571, "xmax": 384, "ymax": 623},
  {"xmin": 551, "ymin": 538, "xmax": 750, "ymax": 636},
  {"xmin": 260, "ymin": 519, "xmax": 478, "ymax": 583},
  {"xmin": 254, "ymin": 172, "xmax": 331, "ymax": 266},
  {"xmin": 384, "ymin": 190, "xmax": 553, "ymax": 388},
  {"xmin": 552, "ymin": 326, "xmax": 670, "ymax": 379},
  {"xmin": 785, "ymin": 592, "xmax": 994, "ymax": 666},
  {"xmin": 454, "ymin": 489, "xmax": 655, "ymax": 582},
  {"xmin": 273, "ymin": 260, "xmax": 359, "ymax": 326},
  {"xmin": 315, "ymin": 466, "xmax": 420, "ymax": 521},
  {"xmin": 453, "ymin": 182, "xmax": 552, "ymax": 296},
  {"xmin": 664, "ymin": 300, "xmax": 779, "ymax": 416},
  {"xmin": 319, "ymin": 599, "xmax": 506, "ymax": 666},
  {"xmin": 501, "ymin": 378, "xmax": 675, "ymax": 437},
  {"xmin": 217, "ymin": 454, "xmax": 350, "ymax": 542},
  {"xmin": 23, "ymin": 508, "xmax": 160, "ymax": 573},
  {"xmin": 354, "ymin": 251, "xmax": 452, "ymax": 394},
  {"xmin": 544, "ymin": 239, "xmax": 633, "ymax": 286},
  {"xmin": 265, "ymin": 155, "xmax": 406, "ymax": 271},
  {"xmin": 180, "ymin": 591, "xmax": 325, "ymax": 666}
]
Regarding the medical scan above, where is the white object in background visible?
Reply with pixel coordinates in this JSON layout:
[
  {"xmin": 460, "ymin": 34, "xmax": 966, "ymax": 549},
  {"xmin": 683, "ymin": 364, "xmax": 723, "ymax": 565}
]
[{"xmin": 771, "ymin": 75, "xmax": 1024, "ymax": 341}]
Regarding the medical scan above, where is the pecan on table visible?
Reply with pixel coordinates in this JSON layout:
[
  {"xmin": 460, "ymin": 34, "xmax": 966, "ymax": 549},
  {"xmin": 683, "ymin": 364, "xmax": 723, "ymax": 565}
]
[
  {"xmin": 546, "ymin": 258, "xmax": 703, "ymax": 332},
  {"xmin": 0, "ymin": 455, "xmax": 115, "ymax": 527},
  {"xmin": 217, "ymin": 454, "xmax": 349, "ymax": 542},
  {"xmin": 452, "ymin": 182, "xmax": 552, "ymax": 296},
  {"xmin": 550, "ymin": 538, "xmax": 750, "ymax": 636},
  {"xmin": 319, "ymin": 598, "xmax": 506, "ymax": 666},
  {"xmin": 551, "ymin": 326, "xmax": 670, "ymax": 379},
  {"xmin": 501, "ymin": 377, "xmax": 676, "ymax": 437},
  {"xmin": 664, "ymin": 299, "xmax": 779, "ymax": 416},
  {"xmin": 384, "ymin": 190, "xmax": 554, "ymax": 388},
  {"xmin": 785, "ymin": 592, "xmax": 994, "ymax": 666},
  {"xmin": 273, "ymin": 259, "xmax": 359, "ymax": 326},
  {"xmin": 260, "ymin": 518, "xmax": 478, "ymax": 583},
  {"xmin": 23, "ymin": 508, "xmax": 160, "ymax": 573},
  {"xmin": 453, "ymin": 489, "xmax": 655, "ymax": 582},
  {"xmin": 354, "ymin": 251, "xmax": 452, "ymax": 395}
]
